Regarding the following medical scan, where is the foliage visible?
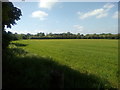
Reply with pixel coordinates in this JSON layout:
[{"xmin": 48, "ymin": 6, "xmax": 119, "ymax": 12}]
[
  {"xmin": 9, "ymin": 32, "xmax": 119, "ymax": 40},
  {"xmin": 2, "ymin": 1, "xmax": 22, "ymax": 49},
  {"xmin": 31, "ymin": 32, "xmax": 119, "ymax": 39},
  {"xmin": 2, "ymin": 2, "xmax": 22, "ymax": 29}
]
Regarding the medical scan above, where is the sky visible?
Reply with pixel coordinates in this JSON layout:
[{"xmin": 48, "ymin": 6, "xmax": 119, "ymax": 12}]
[{"xmin": 6, "ymin": 1, "xmax": 118, "ymax": 35}]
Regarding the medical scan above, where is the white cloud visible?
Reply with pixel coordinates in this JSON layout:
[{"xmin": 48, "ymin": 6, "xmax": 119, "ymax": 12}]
[
  {"xmin": 79, "ymin": 8, "xmax": 105, "ymax": 19},
  {"xmin": 31, "ymin": 10, "xmax": 48, "ymax": 20},
  {"xmin": 73, "ymin": 25, "xmax": 84, "ymax": 31},
  {"xmin": 112, "ymin": 11, "xmax": 118, "ymax": 19},
  {"xmin": 96, "ymin": 13, "xmax": 108, "ymax": 18},
  {"xmin": 39, "ymin": 0, "xmax": 58, "ymax": 9},
  {"xmin": 78, "ymin": 3, "xmax": 114, "ymax": 19},
  {"xmin": 103, "ymin": 3, "xmax": 114, "ymax": 9}
]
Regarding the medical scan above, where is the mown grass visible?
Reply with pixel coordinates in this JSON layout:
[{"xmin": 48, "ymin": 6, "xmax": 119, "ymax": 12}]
[{"xmin": 3, "ymin": 39, "xmax": 118, "ymax": 89}]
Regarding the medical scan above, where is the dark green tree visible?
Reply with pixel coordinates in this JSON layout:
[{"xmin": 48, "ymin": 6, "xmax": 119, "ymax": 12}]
[{"xmin": 2, "ymin": 1, "xmax": 22, "ymax": 49}]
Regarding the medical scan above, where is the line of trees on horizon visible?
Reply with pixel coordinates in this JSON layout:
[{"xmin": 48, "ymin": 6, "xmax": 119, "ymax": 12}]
[{"xmin": 6, "ymin": 31, "xmax": 120, "ymax": 40}]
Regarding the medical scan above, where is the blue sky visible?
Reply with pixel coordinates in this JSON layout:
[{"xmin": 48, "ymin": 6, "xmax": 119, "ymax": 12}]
[{"xmin": 6, "ymin": 1, "xmax": 118, "ymax": 35}]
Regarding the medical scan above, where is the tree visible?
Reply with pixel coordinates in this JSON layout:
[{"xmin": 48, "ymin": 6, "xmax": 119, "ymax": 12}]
[
  {"xmin": 47, "ymin": 33, "xmax": 53, "ymax": 37},
  {"xmin": 26, "ymin": 33, "xmax": 31, "ymax": 39},
  {"xmin": 36, "ymin": 32, "xmax": 45, "ymax": 37},
  {"xmin": 2, "ymin": 1, "xmax": 22, "ymax": 49},
  {"xmin": 67, "ymin": 32, "xmax": 72, "ymax": 36},
  {"xmin": 2, "ymin": 2, "xmax": 22, "ymax": 29}
]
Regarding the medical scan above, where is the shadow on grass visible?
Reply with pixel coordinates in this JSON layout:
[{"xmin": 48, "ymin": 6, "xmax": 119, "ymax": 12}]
[
  {"xmin": 3, "ymin": 48, "xmax": 115, "ymax": 89},
  {"xmin": 11, "ymin": 43, "xmax": 28, "ymax": 47}
]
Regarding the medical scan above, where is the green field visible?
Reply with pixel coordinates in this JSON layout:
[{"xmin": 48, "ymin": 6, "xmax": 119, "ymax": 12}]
[{"xmin": 10, "ymin": 39, "xmax": 118, "ymax": 88}]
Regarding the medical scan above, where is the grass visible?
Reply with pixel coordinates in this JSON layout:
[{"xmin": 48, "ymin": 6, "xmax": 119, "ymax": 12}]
[{"xmin": 3, "ymin": 39, "xmax": 118, "ymax": 89}]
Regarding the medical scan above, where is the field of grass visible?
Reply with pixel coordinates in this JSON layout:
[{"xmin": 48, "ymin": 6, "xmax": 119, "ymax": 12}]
[{"xmin": 3, "ymin": 39, "xmax": 118, "ymax": 88}]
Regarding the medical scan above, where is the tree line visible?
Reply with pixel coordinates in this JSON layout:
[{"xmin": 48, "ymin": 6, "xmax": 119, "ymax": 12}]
[{"xmin": 7, "ymin": 31, "xmax": 120, "ymax": 40}]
